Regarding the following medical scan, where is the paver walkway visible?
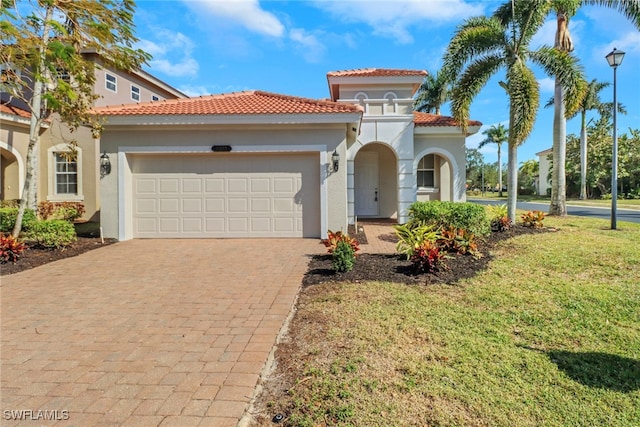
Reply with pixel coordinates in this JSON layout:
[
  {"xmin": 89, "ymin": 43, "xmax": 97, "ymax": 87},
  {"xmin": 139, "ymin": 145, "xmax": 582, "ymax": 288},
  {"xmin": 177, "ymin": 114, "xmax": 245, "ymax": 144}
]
[
  {"xmin": 356, "ymin": 219, "xmax": 398, "ymax": 254},
  {"xmin": 1, "ymin": 238, "xmax": 323, "ymax": 426}
]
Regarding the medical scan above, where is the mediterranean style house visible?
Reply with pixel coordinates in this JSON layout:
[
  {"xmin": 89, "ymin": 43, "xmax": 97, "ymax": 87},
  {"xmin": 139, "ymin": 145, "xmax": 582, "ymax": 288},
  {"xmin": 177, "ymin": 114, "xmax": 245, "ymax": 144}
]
[
  {"xmin": 94, "ymin": 68, "xmax": 481, "ymax": 240},
  {"xmin": 0, "ymin": 51, "xmax": 187, "ymax": 221}
]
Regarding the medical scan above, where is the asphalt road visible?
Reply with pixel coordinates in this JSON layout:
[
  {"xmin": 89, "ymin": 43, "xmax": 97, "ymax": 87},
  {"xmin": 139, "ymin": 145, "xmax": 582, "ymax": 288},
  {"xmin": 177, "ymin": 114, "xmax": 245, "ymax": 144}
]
[{"xmin": 469, "ymin": 199, "xmax": 640, "ymax": 225}]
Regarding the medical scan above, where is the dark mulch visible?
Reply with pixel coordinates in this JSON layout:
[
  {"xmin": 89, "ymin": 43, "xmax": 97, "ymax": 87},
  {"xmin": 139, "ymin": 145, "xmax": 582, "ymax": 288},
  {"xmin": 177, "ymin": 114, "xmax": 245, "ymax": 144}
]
[
  {"xmin": 1, "ymin": 237, "xmax": 116, "ymax": 276},
  {"xmin": 304, "ymin": 224, "xmax": 554, "ymax": 286}
]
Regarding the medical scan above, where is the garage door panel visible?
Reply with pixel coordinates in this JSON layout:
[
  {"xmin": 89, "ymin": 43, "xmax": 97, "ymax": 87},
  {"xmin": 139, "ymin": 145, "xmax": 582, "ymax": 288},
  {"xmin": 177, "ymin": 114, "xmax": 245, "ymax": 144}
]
[{"xmin": 132, "ymin": 153, "xmax": 320, "ymax": 238}]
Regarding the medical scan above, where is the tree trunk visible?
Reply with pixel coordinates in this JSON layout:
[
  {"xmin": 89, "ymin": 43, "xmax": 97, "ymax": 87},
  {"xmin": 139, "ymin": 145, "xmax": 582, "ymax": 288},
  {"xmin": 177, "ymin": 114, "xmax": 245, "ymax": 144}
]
[
  {"xmin": 497, "ymin": 144, "xmax": 503, "ymax": 197},
  {"xmin": 579, "ymin": 111, "xmax": 588, "ymax": 200},
  {"xmin": 12, "ymin": 5, "xmax": 53, "ymax": 238},
  {"xmin": 507, "ymin": 143, "xmax": 518, "ymax": 223},
  {"xmin": 549, "ymin": 79, "xmax": 567, "ymax": 216}
]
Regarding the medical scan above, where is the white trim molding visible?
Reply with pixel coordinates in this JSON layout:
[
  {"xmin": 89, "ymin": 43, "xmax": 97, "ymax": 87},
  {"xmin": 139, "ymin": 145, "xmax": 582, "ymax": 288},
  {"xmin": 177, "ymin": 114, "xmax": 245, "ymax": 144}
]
[
  {"xmin": 46, "ymin": 143, "xmax": 84, "ymax": 202},
  {"xmin": 0, "ymin": 141, "xmax": 25, "ymax": 199}
]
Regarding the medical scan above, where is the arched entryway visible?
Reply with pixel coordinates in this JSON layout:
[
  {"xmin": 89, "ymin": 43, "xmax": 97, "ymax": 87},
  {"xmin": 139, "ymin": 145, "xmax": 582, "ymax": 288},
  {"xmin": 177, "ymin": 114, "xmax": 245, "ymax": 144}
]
[
  {"xmin": 353, "ymin": 143, "xmax": 398, "ymax": 219},
  {"xmin": 0, "ymin": 144, "xmax": 23, "ymax": 201}
]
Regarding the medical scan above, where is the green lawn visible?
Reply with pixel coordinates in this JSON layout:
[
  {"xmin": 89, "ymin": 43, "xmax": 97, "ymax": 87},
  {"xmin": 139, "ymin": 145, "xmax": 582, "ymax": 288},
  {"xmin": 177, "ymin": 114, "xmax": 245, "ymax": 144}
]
[{"xmin": 276, "ymin": 216, "xmax": 640, "ymax": 426}]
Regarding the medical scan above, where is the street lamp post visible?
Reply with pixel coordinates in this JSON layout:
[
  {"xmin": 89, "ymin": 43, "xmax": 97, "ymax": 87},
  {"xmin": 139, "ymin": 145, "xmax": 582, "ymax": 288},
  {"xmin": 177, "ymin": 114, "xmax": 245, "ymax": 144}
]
[{"xmin": 605, "ymin": 47, "xmax": 625, "ymax": 230}]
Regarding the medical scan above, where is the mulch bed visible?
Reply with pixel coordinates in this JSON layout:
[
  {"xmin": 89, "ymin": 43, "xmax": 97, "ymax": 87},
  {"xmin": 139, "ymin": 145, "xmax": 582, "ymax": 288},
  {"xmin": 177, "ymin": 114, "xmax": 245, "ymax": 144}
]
[
  {"xmin": 303, "ymin": 224, "xmax": 553, "ymax": 286},
  {"xmin": 1, "ymin": 237, "xmax": 116, "ymax": 276}
]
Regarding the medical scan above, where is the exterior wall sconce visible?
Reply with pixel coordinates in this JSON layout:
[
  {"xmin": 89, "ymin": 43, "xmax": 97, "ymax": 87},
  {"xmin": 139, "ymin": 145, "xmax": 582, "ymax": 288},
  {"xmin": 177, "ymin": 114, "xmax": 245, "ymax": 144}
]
[
  {"xmin": 331, "ymin": 150, "xmax": 340, "ymax": 172},
  {"xmin": 100, "ymin": 152, "xmax": 111, "ymax": 177}
]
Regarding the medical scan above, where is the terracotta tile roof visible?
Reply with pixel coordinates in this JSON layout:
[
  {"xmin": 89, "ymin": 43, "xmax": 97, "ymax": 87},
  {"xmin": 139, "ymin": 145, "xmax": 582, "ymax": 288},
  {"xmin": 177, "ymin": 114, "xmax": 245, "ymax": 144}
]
[
  {"xmin": 413, "ymin": 111, "xmax": 482, "ymax": 127},
  {"xmin": 327, "ymin": 68, "xmax": 428, "ymax": 77},
  {"xmin": 94, "ymin": 90, "xmax": 363, "ymax": 116},
  {"xmin": 0, "ymin": 102, "xmax": 31, "ymax": 119}
]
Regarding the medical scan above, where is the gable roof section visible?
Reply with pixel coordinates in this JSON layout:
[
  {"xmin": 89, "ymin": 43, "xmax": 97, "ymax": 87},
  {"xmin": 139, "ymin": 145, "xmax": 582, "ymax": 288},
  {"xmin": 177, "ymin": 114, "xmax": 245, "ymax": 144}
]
[
  {"xmin": 94, "ymin": 90, "xmax": 363, "ymax": 127},
  {"xmin": 1, "ymin": 102, "xmax": 31, "ymax": 119},
  {"xmin": 95, "ymin": 90, "xmax": 362, "ymax": 116},
  {"xmin": 413, "ymin": 112, "xmax": 482, "ymax": 135},
  {"xmin": 326, "ymin": 68, "xmax": 428, "ymax": 101}
]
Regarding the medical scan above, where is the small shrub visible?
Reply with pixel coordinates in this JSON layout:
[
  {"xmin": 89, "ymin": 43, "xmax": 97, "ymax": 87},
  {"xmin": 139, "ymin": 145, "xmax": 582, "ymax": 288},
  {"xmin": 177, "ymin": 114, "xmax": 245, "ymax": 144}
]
[
  {"xmin": 521, "ymin": 210, "xmax": 545, "ymax": 228},
  {"xmin": 487, "ymin": 203, "xmax": 512, "ymax": 232},
  {"xmin": 0, "ymin": 234, "xmax": 26, "ymax": 264},
  {"xmin": 437, "ymin": 227, "xmax": 481, "ymax": 257},
  {"xmin": 332, "ymin": 239, "xmax": 356, "ymax": 273},
  {"xmin": 407, "ymin": 201, "xmax": 491, "ymax": 237},
  {"xmin": 25, "ymin": 219, "xmax": 77, "ymax": 248},
  {"xmin": 0, "ymin": 207, "xmax": 37, "ymax": 232},
  {"xmin": 0, "ymin": 199, "xmax": 19, "ymax": 208},
  {"xmin": 394, "ymin": 223, "xmax": 438, "ymax": 260},
  {"xmin": 323, "ymin": 230, "xmax": 360, "ymax": 255},
  {"xmin": 38, "ymin": 201, "xmax": 85, "ymax": 221},
  {"xmin": 411, "ymin": 241, "xmax": 447, "ymax": 273}
]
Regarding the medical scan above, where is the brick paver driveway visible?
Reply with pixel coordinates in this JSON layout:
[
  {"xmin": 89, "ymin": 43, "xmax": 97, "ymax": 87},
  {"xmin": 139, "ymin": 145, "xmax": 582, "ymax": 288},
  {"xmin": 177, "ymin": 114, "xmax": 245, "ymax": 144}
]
[{"xmin": 1, "ymin": 238, "xmax": 322, "ymax": 426}]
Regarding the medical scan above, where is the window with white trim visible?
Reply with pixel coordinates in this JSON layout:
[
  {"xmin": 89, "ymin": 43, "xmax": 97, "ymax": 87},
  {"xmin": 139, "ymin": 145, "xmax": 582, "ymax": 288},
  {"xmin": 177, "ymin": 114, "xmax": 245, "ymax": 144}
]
[
  {"xmin": 105, "ymin": 73, "xmax": 117, "ymax": 92},
  {"xmin": 131, "ymin": 85, "xmax": 140, "ymax": 101},
  {"xmin": 417, "ymin": 154, "xmax": 435, "ymax": 188},
  {"xmin": 54, "ymin": 153, "xmax": 78, "ymax": 195},
  {"xmin": 47, "ymin": 144, "xmax": 83, "ymax": 201}
]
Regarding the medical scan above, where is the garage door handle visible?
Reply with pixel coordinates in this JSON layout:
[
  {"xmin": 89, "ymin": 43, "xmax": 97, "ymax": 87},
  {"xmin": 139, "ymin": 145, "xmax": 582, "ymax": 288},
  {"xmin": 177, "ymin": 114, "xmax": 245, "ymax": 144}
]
[{"xmin": 374, "ymin": 189, "xmax": 378, "ymax": 202}]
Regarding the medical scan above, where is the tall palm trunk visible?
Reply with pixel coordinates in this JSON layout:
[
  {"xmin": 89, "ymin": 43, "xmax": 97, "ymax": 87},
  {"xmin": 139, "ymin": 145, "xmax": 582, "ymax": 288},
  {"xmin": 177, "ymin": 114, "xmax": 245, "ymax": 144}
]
[
  {"xmin": 549, "ymin": 80, "xmax": 567, "ymax": 216},
  {"xmin": 579, "ymin": 111, "xmax": 588, "ymax": 199},
  {"xmin": 507, "ymin": 143, "xmax": 518, "ymax": 223},
  {"xmin": 497, "ymin": 144, "xmax": 503, "ymax": 197}
]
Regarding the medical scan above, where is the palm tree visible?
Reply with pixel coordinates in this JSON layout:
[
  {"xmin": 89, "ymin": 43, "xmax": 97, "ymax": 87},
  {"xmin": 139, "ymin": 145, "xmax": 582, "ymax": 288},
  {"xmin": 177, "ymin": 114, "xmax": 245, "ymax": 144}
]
[
  {"xmin": 519, "ymin": 159, "xmax": 540, "ymax": 193},
  {"xmin": 545, "ymin": 79, "xmax": 627, "ymax": 199},
  {"xmin": 442, "ymin": 0, "xmax": 584, "ymax": 222},
  {"xmin": 478, "ymin": 124, "xmax": 508, "ymax": 197},
  {"xmin": 548, "ymin": 0, "xmax": 640, "ymax": 214},
  {"xmin": 413, "ymin": 69, "xmax": 451, "ymax": 114}
]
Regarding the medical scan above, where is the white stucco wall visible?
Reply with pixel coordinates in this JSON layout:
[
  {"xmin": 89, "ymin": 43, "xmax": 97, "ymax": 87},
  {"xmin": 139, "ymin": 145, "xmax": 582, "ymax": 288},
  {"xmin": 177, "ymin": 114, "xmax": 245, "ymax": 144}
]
[{"xmin": 414, "ymin": 134, "xmax": 467, "ymax": 203}]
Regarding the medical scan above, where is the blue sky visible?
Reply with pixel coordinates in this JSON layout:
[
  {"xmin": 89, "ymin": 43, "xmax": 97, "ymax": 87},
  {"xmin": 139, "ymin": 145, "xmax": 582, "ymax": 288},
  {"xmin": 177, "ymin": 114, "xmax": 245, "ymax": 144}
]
[{"xmin": 132, "ymin": 0, "xmax": 640, "ymax": 164}]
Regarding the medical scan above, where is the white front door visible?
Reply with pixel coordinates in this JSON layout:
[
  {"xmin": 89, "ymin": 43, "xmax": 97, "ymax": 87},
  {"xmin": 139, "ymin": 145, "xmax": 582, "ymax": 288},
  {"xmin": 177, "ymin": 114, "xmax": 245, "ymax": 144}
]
[{"xmin": 355, "ymin": 151, "xmax": 379, "ymax": 217}]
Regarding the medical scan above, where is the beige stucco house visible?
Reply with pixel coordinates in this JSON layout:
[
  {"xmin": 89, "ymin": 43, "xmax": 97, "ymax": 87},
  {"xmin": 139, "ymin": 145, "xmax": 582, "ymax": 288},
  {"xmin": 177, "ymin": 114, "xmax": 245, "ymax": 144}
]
[
  {"xmin": 0, "ymin": 52, "xmax": 186, "ymax": 221},
  {"xmin": 536, "ymin": 147, "xmax": 552, "ymax": 196},
  {"xmin": 95, "ymin": 68, "xmax": 481, "ymax": 240}
]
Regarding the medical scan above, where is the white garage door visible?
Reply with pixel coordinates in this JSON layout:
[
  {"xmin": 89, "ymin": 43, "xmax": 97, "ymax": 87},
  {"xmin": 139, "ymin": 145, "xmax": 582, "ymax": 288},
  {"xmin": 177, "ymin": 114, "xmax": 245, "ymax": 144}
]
[{"xmin": 130, "ymin": 153, "xmax": 320, "ymax": 238}]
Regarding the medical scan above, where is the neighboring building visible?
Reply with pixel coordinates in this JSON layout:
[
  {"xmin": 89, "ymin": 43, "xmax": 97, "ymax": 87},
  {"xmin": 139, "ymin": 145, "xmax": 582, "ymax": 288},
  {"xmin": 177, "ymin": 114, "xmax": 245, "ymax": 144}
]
[
  {"xmin": 536, "ymin": 147, "xmax": 553, "ymax": 196},
  {"xmin": 95, "ymin": 68, "xmax": 481, "ymax": 240},
  {"xmin": 0, "ymin": 52, "xmax": 187, "ymax": 221}
]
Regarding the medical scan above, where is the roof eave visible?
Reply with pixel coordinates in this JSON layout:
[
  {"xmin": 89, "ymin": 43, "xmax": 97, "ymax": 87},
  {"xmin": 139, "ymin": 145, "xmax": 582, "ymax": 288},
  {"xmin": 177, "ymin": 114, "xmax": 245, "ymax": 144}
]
[{"xmin": 99, "ymin": 112, "xmax": 363, "ymax": 127}]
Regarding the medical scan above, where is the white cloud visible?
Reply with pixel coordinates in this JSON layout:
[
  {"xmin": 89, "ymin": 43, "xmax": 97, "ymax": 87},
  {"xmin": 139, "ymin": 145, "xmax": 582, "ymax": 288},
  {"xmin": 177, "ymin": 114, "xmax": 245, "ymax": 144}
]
[
  {"xmin": 311, "ymin": 0, "xmax": 485, "ymax": 44},
  {"xmin": 289, "ymin": 28, "xmax": 326, "ymax": 63},
  {"xmin": 538, "ymin": 77, "xmax": 555, "ymax": 94},
  {"xmin": 184, "ymin": 0, "xmax": 284, "ymax": 37},
  {"xmin": 138, "ymin": 31, "xmax": 199, "ymax": 77}
]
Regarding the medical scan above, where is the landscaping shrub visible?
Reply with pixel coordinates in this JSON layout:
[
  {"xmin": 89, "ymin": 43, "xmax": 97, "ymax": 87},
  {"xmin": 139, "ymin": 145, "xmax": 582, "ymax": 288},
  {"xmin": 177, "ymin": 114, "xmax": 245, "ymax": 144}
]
[
  {"xmin": 0, "ymin": 199, "xmax": 19, "ymax": 208},
  {"xmin": 487, "ymin": 204, "xmax": 512, "ymax": 232},
  {"xmin": 521, "ymin": 210, "xmax": 545, "ymax": 228},
  {"xmin": 25, "ymin": 219, "xmax": 77, "ymax": 248},
  {"xmin": 38, "ymin": 201, "xmax": 85, "ymax": 222},
  {"xmin": 0, "ymin": 234, "xmax": 26, "ymax": 264},
  {"xmin": 394, "ymin": 223, "xmax": 439, "ymax": 260},
  {"xmin": 437, "ymin": 227, "xmax": 480, "ymax": 257},
  {"xmin": 332, "ymin": 239, "xmax": 356, "ymax": 273},
  {"xmin": 411, "ymin": 241, "xmax": 447, "ymax": 273},
  {"xmin": 323, "ymin": 230, "xmax": 360, "ymax": 254},
  {"xmin": 0, "ymin": 207, "xmax": 37, "ymax": 233},
  {"xmin": 407, "ymin": 201, "xmax": 490, "ymax": 237}
]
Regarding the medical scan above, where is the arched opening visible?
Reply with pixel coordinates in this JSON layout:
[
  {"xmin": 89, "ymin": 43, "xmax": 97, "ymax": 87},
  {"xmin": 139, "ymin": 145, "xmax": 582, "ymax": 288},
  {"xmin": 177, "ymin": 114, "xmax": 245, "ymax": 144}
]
[
  {"xmin": 0, "ymin": 146, "xmax": 21, "ymax": 201},
  {"xmin": 415, "ymin": 151, "xmax": 455, "ymax": 201},
  {"xmin": 353, "ymin": 143, "xmax": 398, "ymax": 219}
]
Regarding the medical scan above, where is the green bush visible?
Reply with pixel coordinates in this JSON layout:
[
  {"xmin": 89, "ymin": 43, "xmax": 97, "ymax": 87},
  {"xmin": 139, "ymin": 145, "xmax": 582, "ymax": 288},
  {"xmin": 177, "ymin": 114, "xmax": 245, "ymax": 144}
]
[
  {"xmin": 25, "ymin": 219, "xmax": 77, "ymax": 248},
  {"xmin": 407, "ymin": 201, "xmax": 490, "ymax": 237},
  {"xmin": 394, "ymin": 223, "xmax": 439, "ymax": 260},
  {"xmin": 0, "ymin": 207, "xmax": 37, "ymax": 233},
  {"xmin": 332, "ymin": 239, "xmax": 356, "ymax": 273}
]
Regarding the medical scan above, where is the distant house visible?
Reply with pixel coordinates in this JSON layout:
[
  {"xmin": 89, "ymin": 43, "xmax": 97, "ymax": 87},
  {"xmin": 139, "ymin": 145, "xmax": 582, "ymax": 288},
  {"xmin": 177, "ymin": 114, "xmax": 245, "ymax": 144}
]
[
  {"xmin": 536, "ymin": 147, "xmax": 553, "ymax": 196},
  {"xmin": 94, "ymin": 68, "xmax": 482, "ymax": 240},
  {"xmin": 0, "ymin": 51, "xmax": 187, "ymax": 221}
]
